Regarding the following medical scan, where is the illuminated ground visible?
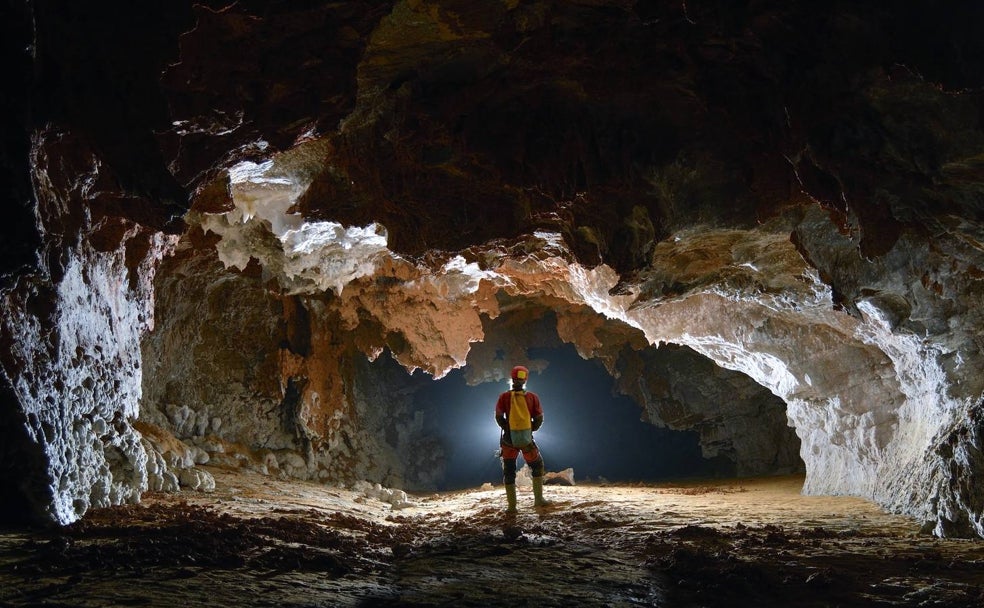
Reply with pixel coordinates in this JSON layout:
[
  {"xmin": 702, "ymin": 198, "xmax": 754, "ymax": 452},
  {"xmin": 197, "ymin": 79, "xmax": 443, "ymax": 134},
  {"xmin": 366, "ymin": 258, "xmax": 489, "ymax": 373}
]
[{"xmin": 1, "ymin": 469, "xmax": 982, "ymax": 607}]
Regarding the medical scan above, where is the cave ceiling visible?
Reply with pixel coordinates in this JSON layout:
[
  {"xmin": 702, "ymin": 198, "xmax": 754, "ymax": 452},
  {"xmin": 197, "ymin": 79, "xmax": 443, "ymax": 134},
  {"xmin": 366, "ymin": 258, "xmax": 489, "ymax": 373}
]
[{"xmin": 8, "ymin": 1, "xmax": 983, "ymax": 289}]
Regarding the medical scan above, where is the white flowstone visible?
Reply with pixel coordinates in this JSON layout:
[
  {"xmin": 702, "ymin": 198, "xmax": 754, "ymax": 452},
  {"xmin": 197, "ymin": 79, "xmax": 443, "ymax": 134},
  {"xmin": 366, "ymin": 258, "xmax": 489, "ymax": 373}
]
[
  {"xmin": 352, "ymin": 479, "xmax": 413, "ymax": 508},
  {"xmin": 1, "ymin": 183, "xmax": 176, "ymax": 524},
  {"xmin": 514, "ymin": 464, "xmax": 532, "ymax": 488},
  {"xmin": 197, "ymin": 155, "xmax": 390, "ymax": 295},
  {"xmin": 544, "ymin": 468, "xmax": 576, "ymax": 486}
]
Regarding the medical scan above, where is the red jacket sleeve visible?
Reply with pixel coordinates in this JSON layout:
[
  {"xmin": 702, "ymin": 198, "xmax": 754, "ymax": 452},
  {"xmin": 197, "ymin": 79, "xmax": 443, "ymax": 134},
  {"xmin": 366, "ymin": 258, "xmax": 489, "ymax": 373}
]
[{"xmin": 495, "ymin": 392, "xmax": 510, "ymax": 416}]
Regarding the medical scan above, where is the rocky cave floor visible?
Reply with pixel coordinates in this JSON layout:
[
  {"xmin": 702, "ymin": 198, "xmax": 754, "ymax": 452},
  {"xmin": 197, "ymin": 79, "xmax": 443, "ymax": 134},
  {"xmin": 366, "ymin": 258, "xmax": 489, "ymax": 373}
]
[{"xmin": 1, "ymin": 470, "xmax": 983, "ymax": 608}]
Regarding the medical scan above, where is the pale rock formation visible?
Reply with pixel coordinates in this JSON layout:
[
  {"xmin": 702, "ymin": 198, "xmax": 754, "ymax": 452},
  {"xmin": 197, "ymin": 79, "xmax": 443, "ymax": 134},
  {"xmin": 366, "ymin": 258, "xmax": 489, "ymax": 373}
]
[
  {"xmin": 141, "ymin": 439, "xmax": 180, "ymax": 493},
  {"xmin": 514, "ymin": 464, "xmax": 533, "ymax": 489},
  {"xmin": 194, "ymin": 148, "xmax": 390, "ymax": 296},
  {"xmin": 134, "ymin": 421, "xmax": 214, "ymax": 494},
  {"xmin": 544, "ymin": 468, "xmax": 576, "ymax": 486},
  {"xmin": 792, "ymin": 209, "xmax": 984, "ymax": 537},
  {"xmin": 513, "ymin": 464, "xmax": 575, "ymax": 489},
  {"xmin": 0, "ymin": 131, "xmax": 176, "ymax": 524},
  {"xmin": 351, "ymin": 479, "xmax": 413, "ymax": 509},
  {"xmin": 177, "ymin": 467, "xmax": 216, "ymax": 492}
]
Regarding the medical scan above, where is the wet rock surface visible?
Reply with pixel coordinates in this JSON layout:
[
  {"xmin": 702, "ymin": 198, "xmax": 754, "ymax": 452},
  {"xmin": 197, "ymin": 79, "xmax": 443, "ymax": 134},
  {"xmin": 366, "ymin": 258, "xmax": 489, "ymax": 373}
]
[{"xmin": 1, "ymin": 471, "xmax": 982, "ymax": 607}]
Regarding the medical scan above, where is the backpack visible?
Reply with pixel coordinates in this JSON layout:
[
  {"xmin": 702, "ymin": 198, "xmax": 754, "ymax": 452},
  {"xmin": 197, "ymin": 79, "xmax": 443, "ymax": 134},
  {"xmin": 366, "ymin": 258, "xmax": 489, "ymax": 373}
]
[{"xmin": 508, "ymin": 390, "xmax": 533, "ymax": 447}]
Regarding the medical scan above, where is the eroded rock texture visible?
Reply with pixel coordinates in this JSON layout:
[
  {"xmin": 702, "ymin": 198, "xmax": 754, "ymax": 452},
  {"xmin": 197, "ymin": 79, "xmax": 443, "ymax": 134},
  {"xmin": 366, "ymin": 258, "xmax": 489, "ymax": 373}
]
[
  {"xmin": 0, "ymin": 129, "xmax": 176, "ymax": 523},
  {"xmin": 3, "ymin": 1, "xmax": 984, "ymax": 537}
]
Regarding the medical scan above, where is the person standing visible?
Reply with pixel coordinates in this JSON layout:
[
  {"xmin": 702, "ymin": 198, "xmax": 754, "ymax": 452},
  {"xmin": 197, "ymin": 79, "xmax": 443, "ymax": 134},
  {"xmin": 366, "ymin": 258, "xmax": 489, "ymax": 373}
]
[{"xmin": 495, "ymin": 365, "xmax": 550, "ymax": 512}]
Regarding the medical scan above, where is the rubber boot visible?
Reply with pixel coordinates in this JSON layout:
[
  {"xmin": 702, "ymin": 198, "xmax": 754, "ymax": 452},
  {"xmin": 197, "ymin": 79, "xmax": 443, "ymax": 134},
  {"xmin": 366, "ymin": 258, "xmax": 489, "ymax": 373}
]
[
  {"xmin": 532, "ymin": 477, "xmax": 551, "ymax": 508},
  {"xmin": 505, "ymin": 484, "xmax": 517, "ymax": 513}
]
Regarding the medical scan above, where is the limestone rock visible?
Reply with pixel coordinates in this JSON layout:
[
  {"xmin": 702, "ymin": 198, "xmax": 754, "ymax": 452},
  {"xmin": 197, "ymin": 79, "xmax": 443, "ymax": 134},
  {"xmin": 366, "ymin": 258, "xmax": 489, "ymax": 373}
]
[
  {"xmin": 352, "ymin": 480, "xmax": 413, "ymax": 509},
  {"xmin": 514, "ymin": 464, "xmax": 533, "ymax": 489},
  {"xmin": 136, "ymin": 421, "xmax": 215, "ymax": 494},
  {"xmin": 0, "ymin": 130, "xmax": 176, "ymax": 524},
  {"xmin": 177, "ymin": 467, "xmax": 216, "ymax": 493},
  {"xmin": 141, "ymin": 438, "xmax": 180, "ymax": 494},
  {"xmin": 544, "ymin": 468, "xmax": 576, "ymax": 486},
  {"xmin": 615, "ymin": 343, "xmax": 802, "ymax": 477}
]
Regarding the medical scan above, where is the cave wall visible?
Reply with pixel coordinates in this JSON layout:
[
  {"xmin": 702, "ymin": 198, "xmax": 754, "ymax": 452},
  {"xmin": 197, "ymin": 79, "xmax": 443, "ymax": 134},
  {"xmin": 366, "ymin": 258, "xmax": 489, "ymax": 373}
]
[
  {"xmin": 140, "ymin": 269, "xmax": 790, "ymax": 490},
  {"xmin": 0, "ymin": 130, "xmax": 176, "ymax": 524},
  {"xmin": 138, "ymin": 238, "xmax": 294, "ymax": 482},
  {"xmin": 618, "ymin": 208, "xmax": 984, "ymax": 536},
  {"xmin": 138, "ymin": 233, "xmax": 451, "ymax": 490},
  {"xmin": 615, "ymin": 343, "xmax": 802, "ymax": 477}
]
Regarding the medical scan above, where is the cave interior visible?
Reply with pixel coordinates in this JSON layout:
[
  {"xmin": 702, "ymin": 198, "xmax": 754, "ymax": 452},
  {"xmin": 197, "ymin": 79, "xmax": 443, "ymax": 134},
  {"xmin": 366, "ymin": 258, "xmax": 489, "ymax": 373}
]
[{"xmin": 2, "ymin": 1, "xmax": 984, "ymax": 606}]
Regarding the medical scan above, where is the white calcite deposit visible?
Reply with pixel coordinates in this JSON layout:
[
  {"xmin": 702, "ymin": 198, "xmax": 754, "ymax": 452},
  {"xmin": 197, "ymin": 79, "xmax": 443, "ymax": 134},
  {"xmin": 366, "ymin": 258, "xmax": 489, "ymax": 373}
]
[
  {"xmin": 1, "ymin": 220, "xmax": 175, "ymax": 524},
  {"xmin": 197, "ymin": 158, "xmax": 389, "ymax": 295}
]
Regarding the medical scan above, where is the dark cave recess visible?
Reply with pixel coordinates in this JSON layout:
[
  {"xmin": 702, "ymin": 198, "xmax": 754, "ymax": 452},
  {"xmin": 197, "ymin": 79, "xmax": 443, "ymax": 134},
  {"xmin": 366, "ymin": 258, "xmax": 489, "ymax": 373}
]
[{"xmin": 392, "ymin": 344, "xmax": 804, "ymax": 491}]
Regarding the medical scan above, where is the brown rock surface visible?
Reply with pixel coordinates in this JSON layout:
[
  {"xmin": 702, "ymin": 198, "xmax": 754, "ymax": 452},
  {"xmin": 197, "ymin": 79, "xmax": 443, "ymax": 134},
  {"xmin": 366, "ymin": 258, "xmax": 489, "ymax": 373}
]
[{"xmin": 2, "ymin": 470, "xmax": 983, "ymax": 607}]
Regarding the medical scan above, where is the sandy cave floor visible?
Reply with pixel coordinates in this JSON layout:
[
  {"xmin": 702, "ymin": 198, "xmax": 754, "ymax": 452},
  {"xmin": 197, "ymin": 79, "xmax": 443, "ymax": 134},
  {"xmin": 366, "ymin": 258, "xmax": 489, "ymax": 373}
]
[{"xmin": 1, "ymin": 470, "xmax": 983, "ymax": 607}]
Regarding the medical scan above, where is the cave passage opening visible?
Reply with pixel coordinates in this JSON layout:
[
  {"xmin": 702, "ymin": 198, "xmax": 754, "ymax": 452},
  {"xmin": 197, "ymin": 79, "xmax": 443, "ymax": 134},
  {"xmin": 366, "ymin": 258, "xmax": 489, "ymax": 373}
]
[{"xmin": 406, "ymin": 344, "xmax": 739, "ymax": 491}]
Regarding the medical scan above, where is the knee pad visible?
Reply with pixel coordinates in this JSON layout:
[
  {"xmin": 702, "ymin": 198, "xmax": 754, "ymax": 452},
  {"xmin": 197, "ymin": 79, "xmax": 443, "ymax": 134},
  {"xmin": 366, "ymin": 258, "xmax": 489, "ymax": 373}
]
[
  {"xmin": 530, "ymin": 457, "xmax": 545, "ymax": 478},
  {"xmin": 502, "ymin": 458, "xmax": 517, "ymax": 484}
]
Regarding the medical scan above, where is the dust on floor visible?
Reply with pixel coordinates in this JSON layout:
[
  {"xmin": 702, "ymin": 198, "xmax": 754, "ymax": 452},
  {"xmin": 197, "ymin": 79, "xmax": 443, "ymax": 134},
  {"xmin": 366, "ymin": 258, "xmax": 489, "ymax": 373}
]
[{"xmin": 1, "ymin": 469, "xmax": 982, "ymax": 607}]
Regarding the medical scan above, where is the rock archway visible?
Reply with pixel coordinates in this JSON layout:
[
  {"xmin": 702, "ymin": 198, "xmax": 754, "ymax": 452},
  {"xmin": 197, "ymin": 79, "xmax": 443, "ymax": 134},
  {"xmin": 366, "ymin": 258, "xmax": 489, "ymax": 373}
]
[{"xmin": 129, "ymin": 153, "xmax": 980, "ymax": 538}]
